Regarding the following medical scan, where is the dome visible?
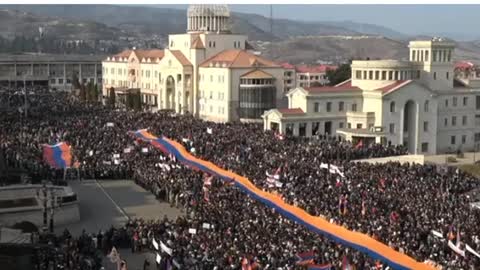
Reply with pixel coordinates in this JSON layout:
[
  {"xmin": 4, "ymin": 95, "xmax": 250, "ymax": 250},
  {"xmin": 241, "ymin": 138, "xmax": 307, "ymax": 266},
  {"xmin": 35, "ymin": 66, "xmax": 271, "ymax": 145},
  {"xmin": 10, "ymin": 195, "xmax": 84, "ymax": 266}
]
[
  {"xmin": 188, "ymin": 5, "xmax": 230, "ymax": 18},
  {"xmin": 187, "ymin": 5, "xmax": 231, "ymax": 33}
]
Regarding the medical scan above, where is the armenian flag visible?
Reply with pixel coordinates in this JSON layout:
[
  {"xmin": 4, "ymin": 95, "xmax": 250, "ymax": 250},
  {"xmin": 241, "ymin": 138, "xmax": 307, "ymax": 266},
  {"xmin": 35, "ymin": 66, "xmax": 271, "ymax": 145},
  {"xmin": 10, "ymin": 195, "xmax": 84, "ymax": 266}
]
[
  {"xmin": 130, "ymin": 130, "xmax": 435, "ymax": 270},
  {"xmin": 42, "ymin": 142, "xmax": 72, "ymax": 169},
  {"xmin": 295, "ymin": 250, "xmax": 315, "ymax": 265}
]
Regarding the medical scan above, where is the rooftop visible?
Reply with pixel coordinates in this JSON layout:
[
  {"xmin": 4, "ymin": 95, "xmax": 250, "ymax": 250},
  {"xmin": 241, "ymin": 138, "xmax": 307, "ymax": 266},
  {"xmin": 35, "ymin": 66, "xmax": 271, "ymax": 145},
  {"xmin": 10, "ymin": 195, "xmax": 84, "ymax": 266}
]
[
  {"xmin": 200, "ymin": 49, "xmax": 280, "ymax": 68},
  {"xmin": 278, "ymin": 108, "xmax": 305, "ymax": 115},
  {"xmin": 305, "ymin": 79, "xmax": 360, "ymax": 93},
  {"xmin": 241, "ymin": 69, "xmax": 274, "ymax": 79}
]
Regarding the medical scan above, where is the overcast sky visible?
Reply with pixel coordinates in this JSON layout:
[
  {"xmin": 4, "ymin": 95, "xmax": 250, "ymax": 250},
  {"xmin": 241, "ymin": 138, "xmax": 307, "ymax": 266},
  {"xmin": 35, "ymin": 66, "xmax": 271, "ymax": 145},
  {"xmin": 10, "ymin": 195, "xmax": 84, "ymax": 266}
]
[{"xmin": 158, "ymin": 4, "xmax": 480, "ymax": 40}]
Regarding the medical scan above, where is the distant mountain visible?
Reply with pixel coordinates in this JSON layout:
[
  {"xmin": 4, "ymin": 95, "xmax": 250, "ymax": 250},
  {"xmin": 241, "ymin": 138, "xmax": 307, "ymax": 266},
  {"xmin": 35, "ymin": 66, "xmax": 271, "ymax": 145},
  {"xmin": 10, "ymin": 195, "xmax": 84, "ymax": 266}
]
[
  {"xmin": 1, "ymin": 5, "xmax": 480, "ymax": 64},
  {"xmin": 0, "ymin": 8, "xmax": 122, "ymax": 40},
  {"xmin": 0, "ymin": 5, "xmax": 361, "ymax": 41},
  {"xmin": 318, "ymin": 21, "xmax": 408, "ymax": 40},
  {"xmin": 255, "ymin": 36, "xmax": 409, "ymax": 64}
]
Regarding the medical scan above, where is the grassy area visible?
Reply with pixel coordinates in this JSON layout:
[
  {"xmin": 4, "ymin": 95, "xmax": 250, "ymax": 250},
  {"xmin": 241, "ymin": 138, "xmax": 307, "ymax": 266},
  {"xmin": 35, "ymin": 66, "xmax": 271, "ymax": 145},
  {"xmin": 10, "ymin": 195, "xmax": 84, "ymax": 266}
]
[{"xmin": 459, "ymin": 164, "xmax": 480, "ymax": 178}]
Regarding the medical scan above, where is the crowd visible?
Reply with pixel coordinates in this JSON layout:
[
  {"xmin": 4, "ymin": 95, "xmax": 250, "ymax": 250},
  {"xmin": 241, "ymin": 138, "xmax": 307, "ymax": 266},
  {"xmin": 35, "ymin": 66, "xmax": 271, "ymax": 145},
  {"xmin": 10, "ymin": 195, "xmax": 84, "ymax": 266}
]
[{"xmin": 2, "ymin": 88, "xmax": 480, "ymax": 269}]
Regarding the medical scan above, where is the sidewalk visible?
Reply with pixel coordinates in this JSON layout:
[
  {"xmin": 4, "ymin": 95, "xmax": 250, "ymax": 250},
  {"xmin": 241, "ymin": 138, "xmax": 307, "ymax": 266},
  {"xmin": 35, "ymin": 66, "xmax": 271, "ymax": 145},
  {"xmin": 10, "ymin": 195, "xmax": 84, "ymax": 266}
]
[{"xmin": 424, "ymin": 151, "xmax": 480, "ymax": 166}]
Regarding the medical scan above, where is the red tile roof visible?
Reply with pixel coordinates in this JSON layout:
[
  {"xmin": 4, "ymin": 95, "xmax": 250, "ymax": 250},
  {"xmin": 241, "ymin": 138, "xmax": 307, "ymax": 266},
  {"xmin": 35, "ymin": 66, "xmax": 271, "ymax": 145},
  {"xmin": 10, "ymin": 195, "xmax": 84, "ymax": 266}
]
[
  {"xmin": 306, "ymin": 80, "xmax": 360, "ymax": 93},
  {"xmin": 191, "ymin": 37, "xmax": 205, "ymax": 49},
  {"xmin": 240, "ymin": 69, "xmax": 274, "ymax": 79},
  {"xmin": 113, "ymin": 50, "xmax": 132, "ymax": 58},
  {"xmin": 280, "ymin": 62, "xmax": 295, "ymax": 69},
  {"xmin": 455, "ymin": 61, "xmax": 475, "ymax": 70},
  {"xmin": 170, "ymin": 50, "xmax": 192, "ymax": 66},
  {"xmin": 376, "ymin": 80, "xmax": 412, "ymax": 94},
  {"xmin": 133, "ymin": 49, "xmax": 165, "ymax": 60},
  {"xmin": 200, "ymin": 49, "xmax": 280, "ymax": 68},
  {"xmin": 295, "ymin": 65, "xmax": 337, "ymax": 73},
  {"xmin": 278, "ymin": 108, "xmax": 305, "ymax": 115}
]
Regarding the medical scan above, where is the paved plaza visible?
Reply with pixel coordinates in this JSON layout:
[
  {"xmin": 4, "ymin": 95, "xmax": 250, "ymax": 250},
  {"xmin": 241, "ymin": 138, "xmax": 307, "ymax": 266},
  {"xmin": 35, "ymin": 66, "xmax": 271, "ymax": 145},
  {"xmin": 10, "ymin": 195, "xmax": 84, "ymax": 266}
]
[{"xmin": 55, "ymin": 179, "xmax": 182, "ymax": 270}]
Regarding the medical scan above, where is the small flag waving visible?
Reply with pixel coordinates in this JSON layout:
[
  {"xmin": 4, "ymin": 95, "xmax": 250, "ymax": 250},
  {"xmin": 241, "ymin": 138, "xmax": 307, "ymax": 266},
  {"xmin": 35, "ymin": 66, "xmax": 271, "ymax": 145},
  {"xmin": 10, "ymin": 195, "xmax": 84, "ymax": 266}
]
[
  {"xmin": 355, "ymin": 140, "xmax": 363, "ymax": 149},
  {"xmin": 295, "ymin": 250, "xmax": 315, "ymax": 265},
  {"xmin": 43, "ymin": 142, "xmax": 72, "ymax": 169}
]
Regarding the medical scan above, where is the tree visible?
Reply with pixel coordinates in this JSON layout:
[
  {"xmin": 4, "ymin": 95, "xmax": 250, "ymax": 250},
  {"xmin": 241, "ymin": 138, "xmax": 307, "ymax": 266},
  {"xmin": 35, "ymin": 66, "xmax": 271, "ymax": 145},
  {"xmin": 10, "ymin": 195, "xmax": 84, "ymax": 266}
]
[
  {"xmin": 326, "ymin": 64, "xmax": 351, "ymax": 86},
  {"xmin": 109, "ymin": 87, "xmax": 116, "ymax": 107},
  {"xmin": 79, "ymin": 84, "xmax": 87, "ymax": 101}
]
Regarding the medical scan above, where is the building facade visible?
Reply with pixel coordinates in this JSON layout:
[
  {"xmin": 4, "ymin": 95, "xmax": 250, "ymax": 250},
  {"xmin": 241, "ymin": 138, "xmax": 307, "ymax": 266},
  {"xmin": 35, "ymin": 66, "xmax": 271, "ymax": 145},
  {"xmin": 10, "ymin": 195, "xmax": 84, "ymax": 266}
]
[
  {"xmin": 263, "ymin": 38, "xmax": 480, "ymax": 155},
  {"xmin": 281, "ymin": 63, "xmax": 337, "ymax": 93},
  {"xmin": 102, "ymin": 5, "xmax": 284, "ymax": 122},
  {"xmin": 0, "ymin": 54, "xmax": 103, "ymax": 90}
]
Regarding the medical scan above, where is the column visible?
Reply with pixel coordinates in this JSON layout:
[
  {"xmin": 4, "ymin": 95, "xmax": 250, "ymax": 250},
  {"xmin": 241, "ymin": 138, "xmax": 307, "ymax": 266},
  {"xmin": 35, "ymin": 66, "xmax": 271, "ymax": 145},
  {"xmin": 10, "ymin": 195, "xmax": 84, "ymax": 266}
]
[
  {"xmin": 94, "ymin": 64, "xmax": 98, "ymax": 85},
  {"xmin": 78, "ymin": 64, "xmax": 82, "ymax": 84},
  {"xmin": 213, "ymin": 16, "xmax": 216, "ymax": 32},
  {"xmin": 414, "ymin": 102, "xmax": 420, "ymax": 154},
  {"xmin": 31, "ymin": 63, "xmax": 34, "ymax": 76},
  {"xmin": 63, "ymin": 63, "xmax": 66, "ymax": 90}
]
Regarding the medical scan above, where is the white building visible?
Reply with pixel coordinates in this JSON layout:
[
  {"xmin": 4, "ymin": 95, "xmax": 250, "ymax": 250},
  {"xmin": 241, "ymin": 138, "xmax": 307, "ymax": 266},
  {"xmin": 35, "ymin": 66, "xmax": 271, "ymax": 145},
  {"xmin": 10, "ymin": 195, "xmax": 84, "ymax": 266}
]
[
  {"xmin": 263, "ymin": 38, "xmax": 480, "ymax": 155},
  {"xmin": 0, "ymin": 54, "xmax": 103, "ymax": 90},
  {"xmin": 102, "ymin": 4, "xmax": 283, "ymax": 122}
]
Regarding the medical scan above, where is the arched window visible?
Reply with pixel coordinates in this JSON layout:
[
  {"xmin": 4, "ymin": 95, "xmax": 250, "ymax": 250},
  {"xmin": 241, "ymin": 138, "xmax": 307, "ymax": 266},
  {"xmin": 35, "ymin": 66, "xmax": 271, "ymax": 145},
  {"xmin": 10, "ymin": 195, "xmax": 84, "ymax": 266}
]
[
  {"xmin": 390, "ymin": 101, "xmax": 396, "ymax": 113},
  {"xmin": 424, "ymin": 100, "xmax": 429, "ymax": 112}
]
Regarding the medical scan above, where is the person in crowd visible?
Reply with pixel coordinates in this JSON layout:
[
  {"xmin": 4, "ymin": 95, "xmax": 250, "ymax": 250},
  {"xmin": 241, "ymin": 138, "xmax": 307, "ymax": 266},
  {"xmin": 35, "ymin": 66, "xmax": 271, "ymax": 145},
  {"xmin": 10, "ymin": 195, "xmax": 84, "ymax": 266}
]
[{"xmin": 2, "ymin": 86, "xmax": 479, "ymax": 269}]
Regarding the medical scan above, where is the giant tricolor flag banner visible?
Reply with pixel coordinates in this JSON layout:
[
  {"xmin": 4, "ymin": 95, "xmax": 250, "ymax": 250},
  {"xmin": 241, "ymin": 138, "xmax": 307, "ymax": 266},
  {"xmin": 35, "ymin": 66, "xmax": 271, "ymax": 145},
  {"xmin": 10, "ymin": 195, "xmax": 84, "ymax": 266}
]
[
  {"xmin": 308, "ymin": 264, "xmax": 332, "ymax": 270},
  {"xmin": 42, "ymin": 142, "xmax": 72, "ymax": 169},
  {"xmin": 131, "ymin": 129, "xmax": 435, "ymax": 270},
  {"xmin": 295, "ymin": 250, "xmax": 315, "ymax": 265}
]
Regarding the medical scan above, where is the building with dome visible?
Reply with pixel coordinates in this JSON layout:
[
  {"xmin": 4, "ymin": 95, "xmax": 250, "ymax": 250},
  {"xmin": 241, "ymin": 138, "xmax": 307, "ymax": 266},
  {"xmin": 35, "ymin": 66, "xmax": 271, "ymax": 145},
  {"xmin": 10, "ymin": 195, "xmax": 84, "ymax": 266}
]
[
  {"xmin": 263, "ymin": 38, "xmax": 480, "ymax": 154},
  {"xmin": 102, "ymin": 4, "xmax": 283, "ymax": 122}
]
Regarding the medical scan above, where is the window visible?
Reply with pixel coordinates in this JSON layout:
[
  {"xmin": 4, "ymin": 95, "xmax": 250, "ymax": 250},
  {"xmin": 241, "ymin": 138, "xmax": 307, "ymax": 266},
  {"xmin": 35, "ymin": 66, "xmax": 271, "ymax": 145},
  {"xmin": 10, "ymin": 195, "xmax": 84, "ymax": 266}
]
[
  {"xmin": 463, "ymin": 97, "xmax": 468, "ymax": 106},
  {"xmin": 462, "ymin": 135, "xmax": 467, "ymax": 144},
  {"xmin": 423, "ymin": 121, "xmax": 428, "ymax": 132},
  {"xmin": 338, "ymin": 101, "xmax": 344, "ymax": 112},
  {"xmin": 451, "ymin": 135, "xmax": 456, "ymax": 145},
  {"xmin": 326, "ymin": 102, "xmax": 332, "ymax": 112},
  {"xmin": 475, "ymin": 133, "xmax": 480, "ymax": 142},
  {"xmin": 433, "ymin": 50, "xmax": 437, "ymax": 62},
  {"xmin": 447, "ymin": 50, "xmax": 451, "ymax": 62},
  {"xmin": 463, "ymin": 115, "xmax": 467, "ymax": 126},
  {"xmin": 339, "ymin": 122, "xmax": 344, "ymax": 128},
  {"xmin": 389, "ymin": 123, "xmax": 395, "ymax": 134},
  {"xmin": 369, "ymin": 70, "xmax": 373, "ymax": 80},
  {"xmin": 416, "ymin": 70, "xmax": 421, "ymax": 79},
  {"xmin": 477, "ymin": 96, "xmax": 480, "ymax": 110},
  {"xmin": 412, "ymin": 50, "xmax": 416, "ymax": 61},
  {"xmin": 388, "ymin": 71, "xmax": 393, "ymax": 80},
  {"xmin": 356, "ymin": 70, "xmax": 362, "ymax": 79},
  {"xmin": 59, "ymin": 78, "xmax": 64, "ymax": 84},
  {"xmin": 425, "ymin": 50, "xmax": 429, "ymax": 61},
  {"xmin": 375, "ymin": 71, "xmax": 379, "ymax": 80},
  {"xmin": 352, "ymin": 103, "xmax": 357, "ymax": 112},
  {"xmin": 433, "ymin": 72, "xmax": 436, "ymax": 80},
  {"xmin": 381, "ymin": 71, "xmax": 387, "ymax": 80},
  {"xmin": 314, "ymin": 102, "xmax": 319, "ymax": 113},
  {"xmin": 210, "ymin": 75, "xmax": 213, "ymax": 82},
  {"xmin": 422, "ymin": 143, "xmax": 429, "ymax": 152},
  {"xmin": 347, "ymin": 123, "xmax": 352, "ymax": 129},
  {"xmin": 452, "ymin": 116, "xmax": 457, "ymax": 126},
  {"xmin": 446, "ymin": 72, "xmax": 449, "ymax": 80},
  {"xmin": 209, "ymin": 105, "xmax": 213, "ymax": 113},
  {"xmin": 444, "ymin": 118, "xmax": 448, "ymax": 127},
  {"xmin": 357, "ymin": 123, "xmax": 363, "ymax": 129},
  {"xmin": 445, "ymin": 99, "xmax": 448, "ymax": 107},
  {"xmin": 390, "ymin": 101, "xmax": 395, "ymax": 113},
  {"xmin": 424, "ymin": 100, "xmax": 429, "ymax": 112},
  {"xmin": 453, "ymin": 97, "xmax": 458, "ymax": 107}
]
